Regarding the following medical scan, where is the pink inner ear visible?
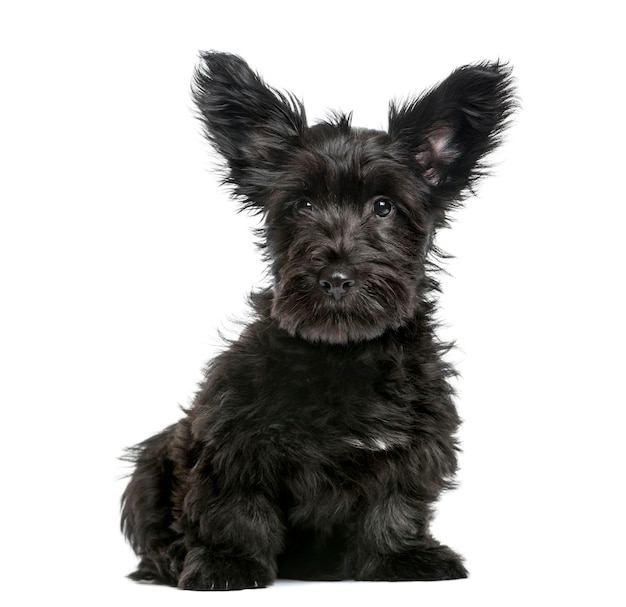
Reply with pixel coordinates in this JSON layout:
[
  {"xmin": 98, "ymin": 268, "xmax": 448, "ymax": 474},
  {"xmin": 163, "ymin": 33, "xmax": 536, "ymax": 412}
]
[
  {"xmin": 415, "ymin": 124, "xmax": 457, "ymax": 186},
  {"xmin": 426, "ymin": 125, "xmax": 455, "ymax": 158}
]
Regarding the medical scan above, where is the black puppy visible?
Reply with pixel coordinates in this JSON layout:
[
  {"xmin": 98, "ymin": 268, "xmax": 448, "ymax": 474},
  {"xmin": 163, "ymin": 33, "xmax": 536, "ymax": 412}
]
[{"xmin": 121, "ymin": 52, "xmax": 514, "ymax": 590}]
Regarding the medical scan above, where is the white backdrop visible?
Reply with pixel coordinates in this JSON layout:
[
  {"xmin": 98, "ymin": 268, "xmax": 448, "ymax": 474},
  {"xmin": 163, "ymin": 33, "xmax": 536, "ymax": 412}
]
[{"xmin": 1, "ymin": 1, "xmax": 624, "ymax": 605}]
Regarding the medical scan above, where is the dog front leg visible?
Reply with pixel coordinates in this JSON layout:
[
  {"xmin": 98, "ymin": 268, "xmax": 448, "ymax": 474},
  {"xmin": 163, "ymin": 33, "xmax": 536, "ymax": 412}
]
[
  {"xmin": 351, "ymin": 491, "xmax": 468, "ymax": 581},
  {"xmin": 177, "ymin": 466, "xmax": 284, "ymax": 590}
]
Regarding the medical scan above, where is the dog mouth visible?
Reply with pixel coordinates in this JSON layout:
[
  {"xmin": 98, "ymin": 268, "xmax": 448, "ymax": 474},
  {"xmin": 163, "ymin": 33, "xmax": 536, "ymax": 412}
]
[{"xmin": 269, "ymin": 273, "xmax": 416, "ymax": 345}]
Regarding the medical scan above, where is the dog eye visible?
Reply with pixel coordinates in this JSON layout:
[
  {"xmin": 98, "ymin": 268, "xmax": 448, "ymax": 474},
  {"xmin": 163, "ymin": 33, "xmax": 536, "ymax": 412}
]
[
  {"xmin": 372, "ymin": 198, "xmax": 394, "ymax": 218},
  {"xmin": 294, "ymin": 200, "xmax": 314, "ymax": 215}
]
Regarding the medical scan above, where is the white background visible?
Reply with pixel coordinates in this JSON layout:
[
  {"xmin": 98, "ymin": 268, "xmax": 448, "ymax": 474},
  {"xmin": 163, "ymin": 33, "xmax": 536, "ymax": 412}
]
[{"xmin": 1, "ymin": 1, "xmax": 624, "ymax": 605}]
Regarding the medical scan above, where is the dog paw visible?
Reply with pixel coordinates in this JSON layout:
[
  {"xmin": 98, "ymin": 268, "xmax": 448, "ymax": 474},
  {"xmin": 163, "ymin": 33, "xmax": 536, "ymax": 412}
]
[
  {"xmin": 177, "ymin": 548, "xmax": 274, "ymax": 590},
  {"xmin": 357, "ymin": 544, "xmax": 468, "ymax": 581}
]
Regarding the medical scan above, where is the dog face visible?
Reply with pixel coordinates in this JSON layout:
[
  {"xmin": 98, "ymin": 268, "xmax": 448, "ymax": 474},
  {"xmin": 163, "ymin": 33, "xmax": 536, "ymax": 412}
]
[
  {"xmin": 192, "ymin": 53, "xmax": 514, "ymax": 344},
  {"xmin": 262, "ymin": 123, "xmax": 431, "ymax": 344}
]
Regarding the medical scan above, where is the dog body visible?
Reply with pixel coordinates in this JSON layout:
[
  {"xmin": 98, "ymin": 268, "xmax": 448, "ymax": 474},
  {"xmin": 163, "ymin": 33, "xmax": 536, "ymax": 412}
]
[{"xmin": 121, "ymin": 52, "xmax": 514, "ymax": 590}]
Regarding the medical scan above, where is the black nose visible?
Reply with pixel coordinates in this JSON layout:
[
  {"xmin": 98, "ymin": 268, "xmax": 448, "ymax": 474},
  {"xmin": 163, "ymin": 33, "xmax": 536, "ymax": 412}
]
[{"xmin": 318, "ymin": 267, "xmax": 356, "ymax": 300}]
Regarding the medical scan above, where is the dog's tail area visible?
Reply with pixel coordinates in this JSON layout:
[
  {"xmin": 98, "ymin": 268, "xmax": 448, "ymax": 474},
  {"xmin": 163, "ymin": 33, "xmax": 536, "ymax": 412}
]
[{"xmin": 120, "ymin": 424, "xmax": 181, "ymax": 586}]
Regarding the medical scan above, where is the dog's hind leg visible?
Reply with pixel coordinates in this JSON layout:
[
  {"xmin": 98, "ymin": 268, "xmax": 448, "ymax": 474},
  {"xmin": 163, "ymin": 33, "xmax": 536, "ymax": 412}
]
[{"xmin": 121, "ymin": 425, "xmax": 182, "ymax": 585}]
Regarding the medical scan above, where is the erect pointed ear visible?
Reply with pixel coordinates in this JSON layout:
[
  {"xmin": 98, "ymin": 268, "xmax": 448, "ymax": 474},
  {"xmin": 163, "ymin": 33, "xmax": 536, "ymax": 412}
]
[
  {"xmin": 192, "ymin": 52, "xmax": 307, "ymax": 209},
  {"xmin": 388, "ymin": 62, "xmax": 515, "ymax": 205}
]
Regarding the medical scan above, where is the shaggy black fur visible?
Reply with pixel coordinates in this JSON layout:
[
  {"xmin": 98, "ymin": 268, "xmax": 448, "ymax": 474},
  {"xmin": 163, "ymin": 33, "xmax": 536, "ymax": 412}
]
[{"xmin": 121, "ymin": 51, "xmax": 515, "ymax": 590}]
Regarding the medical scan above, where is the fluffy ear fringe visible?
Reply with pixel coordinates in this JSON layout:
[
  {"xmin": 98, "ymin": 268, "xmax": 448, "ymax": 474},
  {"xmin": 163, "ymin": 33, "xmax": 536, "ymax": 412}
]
[
  {"xmin": 389, "ymin": 61, "xmax": 517, "ymax": 213},
  {"xmin": 191, "ymin": 51, "xmax": 307, "ymax": 212}
]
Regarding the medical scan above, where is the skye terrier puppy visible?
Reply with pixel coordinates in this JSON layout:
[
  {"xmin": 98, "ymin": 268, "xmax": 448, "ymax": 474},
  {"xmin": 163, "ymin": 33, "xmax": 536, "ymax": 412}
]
[{"xmin": 121, "ymin": 51, "xmax": 515, "ymax": 590}]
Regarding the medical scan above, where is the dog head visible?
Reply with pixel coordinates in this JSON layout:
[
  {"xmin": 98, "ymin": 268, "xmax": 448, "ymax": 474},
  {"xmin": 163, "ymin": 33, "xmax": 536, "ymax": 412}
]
[{"xmin": 192, "ymin": 52, "xmax": 514, "ymax": 344}]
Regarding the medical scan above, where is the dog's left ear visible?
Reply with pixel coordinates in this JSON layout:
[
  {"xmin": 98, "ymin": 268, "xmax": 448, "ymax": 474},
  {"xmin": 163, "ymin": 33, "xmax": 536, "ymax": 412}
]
[{"xmin": 388, "ymin": 62, "xmax": 515, "ymax": 215}]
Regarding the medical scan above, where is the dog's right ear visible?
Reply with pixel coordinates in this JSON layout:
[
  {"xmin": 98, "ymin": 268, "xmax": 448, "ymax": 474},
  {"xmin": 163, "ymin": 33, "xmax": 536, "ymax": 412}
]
[{"xmin": 192, "ymin": 52, "xmax": 307, "ymax": 210}]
